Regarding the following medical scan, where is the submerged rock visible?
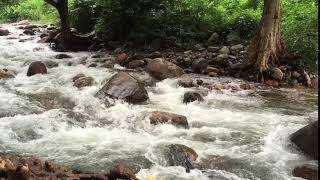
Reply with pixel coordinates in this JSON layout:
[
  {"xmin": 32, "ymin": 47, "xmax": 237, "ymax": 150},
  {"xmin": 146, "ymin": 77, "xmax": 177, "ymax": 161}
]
[
  {"xmin": 72, "ymin": 73, "xmax": 86, "ymax": 82},
  {"xmin": 55, "ymin": 53, "xmax": 72, "ymax": 59},
  {"xmin": 164, "ymin": 144, "xmax": 198, "ymax": 172},
  {"xmin": 0, "ymin": 28, "xmax": 9, "ymax": 36},
  {"xmin": 145, "ymin": 111, "xmax": 189, "ymax": 128},
  {"xmin": 292, "ymin": 164, "xmax": 318, "ymax": 180},
  {"xmin": 73, "ymin": 76, "xmax": 94, "ymax": 88},
  {"xmin": 26, "ymin": 61, "xmax": 47, "ymax": 76},
  {"xmin": 96, "ymin": 72, "xmax": 149, "ymax": 104},
  {"xmin": 290, "ymin": 121, "xmax": 318, "ymax": 160},
  {"xmin": 183, "ymin": 91, "xmax": 204, "ymax": 103},
  {"xmin": 29, "ymin": 91, "xmax": 76, "ymax": 110},
  {"xmin": 146, "ymin": 58, "xmax": 184, "ymax": 80}
]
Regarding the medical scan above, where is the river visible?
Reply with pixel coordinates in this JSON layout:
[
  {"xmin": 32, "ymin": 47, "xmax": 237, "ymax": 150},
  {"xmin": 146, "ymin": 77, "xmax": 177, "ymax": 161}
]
[{"xmin": 0, "ymin": 24, "xmax": 318, "ymax": 180}]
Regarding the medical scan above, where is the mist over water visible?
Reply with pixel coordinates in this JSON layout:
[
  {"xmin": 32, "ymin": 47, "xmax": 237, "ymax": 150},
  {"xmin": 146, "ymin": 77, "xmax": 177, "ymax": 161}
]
[{"xmin": 0, "ymin": 24, "xmax": 318, "ymax": 180}]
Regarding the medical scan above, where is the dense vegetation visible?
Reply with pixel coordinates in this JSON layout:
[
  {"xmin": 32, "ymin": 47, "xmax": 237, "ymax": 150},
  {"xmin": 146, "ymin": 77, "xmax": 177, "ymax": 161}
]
[{"xmin": 0, "ymin": 0, "xmax": 317, "ymax": 70}]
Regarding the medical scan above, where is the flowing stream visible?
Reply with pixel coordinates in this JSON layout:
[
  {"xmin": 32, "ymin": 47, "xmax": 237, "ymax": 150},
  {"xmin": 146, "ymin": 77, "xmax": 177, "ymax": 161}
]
[{"xmin": 0, "ymin": 24, "xmax": 318, "ymax": 180}]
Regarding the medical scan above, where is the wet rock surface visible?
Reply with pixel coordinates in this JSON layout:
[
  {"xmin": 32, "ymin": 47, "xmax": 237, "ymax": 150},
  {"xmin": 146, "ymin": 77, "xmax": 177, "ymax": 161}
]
[
  {"xmin": 145, "ymin": 111, "xmax": 189, "ymax": 128},
  {"xmin": 26, "ymin": 61, "xmax": 47, "ymax": 76},
  {"xmin": 146, "ymin": 58, "xmax": 184, "ymax": 80},
  {"xmin": 292, "ymin": 164, "xmax": 318, "ymax": 180},
  {"xmin": 291, "ymin": 121, "xmax": 318, "ymax": 160},
  {"xmin": 0, "ymin": 155, "xmax": 138, "ymax": 180},
  {"xmin": 96, "ymin": 72, "xmax": 149, "ymax": 104}
]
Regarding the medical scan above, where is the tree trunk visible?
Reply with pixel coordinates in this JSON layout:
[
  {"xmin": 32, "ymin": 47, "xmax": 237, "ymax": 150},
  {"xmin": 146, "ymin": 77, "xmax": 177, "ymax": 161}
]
[
  {"xmin": 244, "ymin": 0, "xmax": 287, "ymax": 82},
  {"xmin": 44, "ymin": 0, "xmax": 71, "ymax": 51}
]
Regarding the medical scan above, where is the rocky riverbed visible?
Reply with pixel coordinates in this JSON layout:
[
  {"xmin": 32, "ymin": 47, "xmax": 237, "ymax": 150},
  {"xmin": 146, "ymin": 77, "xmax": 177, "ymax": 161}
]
[{"xmin": 0, "ymin": 22, "xmax": 318, "ymax": 180}]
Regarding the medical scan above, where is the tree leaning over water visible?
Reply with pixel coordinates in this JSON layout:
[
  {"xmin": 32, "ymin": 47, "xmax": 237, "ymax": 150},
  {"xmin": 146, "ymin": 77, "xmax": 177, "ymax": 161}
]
[
  {"xmin": 44, "ymin": 0, "xmax": 71, "ymax": 51},
  {"xmin": 244, "ymin": 0, "xmax": 288, "ymax": 82}
]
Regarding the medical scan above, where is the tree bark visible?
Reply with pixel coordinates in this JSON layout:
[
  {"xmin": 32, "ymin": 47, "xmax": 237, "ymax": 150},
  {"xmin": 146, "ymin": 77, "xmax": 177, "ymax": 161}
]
[{"xmin": 244, "ymin": 0, "xmax": 287, "ymax": 82}]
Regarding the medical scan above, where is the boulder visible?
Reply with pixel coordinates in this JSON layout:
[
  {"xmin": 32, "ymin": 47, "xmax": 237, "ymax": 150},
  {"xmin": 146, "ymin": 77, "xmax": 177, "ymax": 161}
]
[
  {"xmin": 146, "ymin": 111, "xmax": 189, "ymax": 128},
  {"xmin": 207, "ymin": 46, "xmax": 220, "ymax": 53},
  {"xmin": 219, "ymin": 46, "xmax": 230, "ymax": 55},
  {"xmin": 192, "ymin": 58, "xmax": 208, "ymax": 74},
  {"xmin": 183, "ymin": 91, "xmax": 204, "ymax": 103},
  {"xmin": 293, "ymin": 164, "xmax": 318, "ymax": 180},
  {"xmin": 292, "ymin": 71, "xmax": 301, "ymax": 78},
  {"xmin": 72, "ymin": 73, "xmax": 86, "ymax": 82},
  {"xmin": 108, "ymin": 162, "xmax": 138, "ymax": 180},
  {"xmin": 0, "ymin": 28, "xmax": 9, "ymax": 36},
  {"xmin": 27, "ymin": 61, "xmax": 47, "ymax": 76},
  {"xmin": 177, "ymin": 78, "xmax": 198, "ymax": 88},
  {"xmin": 23, "ymin": 30, "xmax": 35, "ymax": 36},
  {"xmin": 270, "ymin": 67, "xmax": 283, "ymax": 81},
  {"xmin": 116, "ymin": 53, "xmax": 129, "ymax": 65},
  {"xmin": 290, "ymin": 121, "xmax": 318, "ymax": 160},
  {"xmin": 73, "ymin": 76, "xmax": 94, "ymax": 88},
  {"xmin": 148, "ymin": 51, "xmax": 162, "ymax": 59},
  {"xmin": 55, "ymin": 53, "xmax": 72, "ymax": 59},
  {"xmin": 208, "ymin": 72, "xmax": 218, "ymax": 77},
  {"xmin": 213, "ymin": 54, "xmax": 229, "ymax": 67},
  {"xmin": 207, "ymin": 67, "xmax": 220, "ymax": 74},
  {"xmin": 128, "ymin": 60, "xmax": 145, "ymax": 69},
  {"xmin": 195, "ymin": 155, "xmax": 227, "ymax": 170},
  {"xmin": 164, "ymin": 144, "xmax": 198, "ymax": 172},
  {"xmin": 230, "ymin": 44, "xmax": 244, "ymax": 51},
  {"xmin": 207, "ymin": 32, "xmax": 220, "ymax": 44},
  {"xmin": 146, "ymin": 58, "xmax": 184, "ymax": 80},
  {"xmin": 95, "ymin": 72, "xmax": 148, "ymax": 104},
  {"xmin": 0, "ymin": 69, "xmax": 15, "ymax": 80},
  {"xmin": 24, "ymin": 25, "xmax": 38, "ymax": 30}
]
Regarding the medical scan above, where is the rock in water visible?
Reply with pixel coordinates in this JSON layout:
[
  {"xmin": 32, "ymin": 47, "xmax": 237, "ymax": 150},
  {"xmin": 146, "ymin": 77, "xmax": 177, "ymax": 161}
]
[
  {"xmin": 183, "ymin": 91, "xmax": 204, "ymax": 103},
  {"xmin": 290, "ymin": 121, "xmax": 318, "ymax": 160},
  {"xmin": 146, "ymin": 58, "xmax": 184, "ymax": 80},
  {"xmin": 146, "ymin": 111, "xmax": 189, "ymax": 128},
  {"xmin": 96, "ymin": 72, "xmax": 149, "ymax": 104},
  {"xmin": 108, "ymin": 162, "xmax": 138, "ymax": 180},
  {"xmin": 27, "ymin": 61, "xmax": 47, "ymax": 76},
  {"xmin": 164, "ymin": 144, "xmax": 198, "ymax": 172},
  {"xmin": 73, "ymin": 76, "xmax": 94, "ymax": 88},
  {"xmin": 0, "ymin": 69, "xmax": 15, "ymax": 79},
  {"xmin": 293, "ymin": 164, "xmax": 318, "ymax": 180},
  {"xmin": 192, "ymin": 58, "xmax": 208, "ymax": 74},
  {"xmin": 0, "ymin": 28, "xmax": 9, "ymax": 36}
]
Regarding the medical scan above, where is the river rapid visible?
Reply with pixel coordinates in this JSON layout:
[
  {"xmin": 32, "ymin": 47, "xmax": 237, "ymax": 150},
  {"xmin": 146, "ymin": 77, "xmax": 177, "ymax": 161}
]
[{"xmin": 0, "ymin": 24, "xmax": 318, "ymax": 180}]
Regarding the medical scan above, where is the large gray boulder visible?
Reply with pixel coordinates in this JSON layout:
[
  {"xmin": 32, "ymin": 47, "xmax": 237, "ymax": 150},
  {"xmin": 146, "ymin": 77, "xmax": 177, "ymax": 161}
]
[
  {"xmin": 95, "ymin": 72, "xmax": 149, "ymax": 104},
  {"xmin": 146, "ymin": 58, "xmax": 184, "ymax": 80},
  {"xmin": 290, "ymin": 121, "xmax": 318, "ymax": 160}
]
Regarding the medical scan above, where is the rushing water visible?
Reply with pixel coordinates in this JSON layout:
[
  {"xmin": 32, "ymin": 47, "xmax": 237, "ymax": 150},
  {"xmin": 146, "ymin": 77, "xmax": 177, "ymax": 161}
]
[{"xmin": 0, "ymin": 24, "xmax": 318, "ymax": 180}]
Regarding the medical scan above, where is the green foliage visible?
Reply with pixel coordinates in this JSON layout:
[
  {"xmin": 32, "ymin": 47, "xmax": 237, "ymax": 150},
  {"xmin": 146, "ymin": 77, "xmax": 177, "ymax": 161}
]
[
  {"xmin": 0, "ymin": 0, "xmax": 58, "ymax": 24},
  {"xmin": 281, "ymin": 0, "xmax": 318, "ymax": 70}
]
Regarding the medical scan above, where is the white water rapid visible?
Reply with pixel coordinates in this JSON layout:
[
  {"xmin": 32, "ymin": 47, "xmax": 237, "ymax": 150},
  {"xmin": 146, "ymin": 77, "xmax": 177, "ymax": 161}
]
[{"xmin": 0, "ymin": 24, "xmax": 318, "ymax": 180}]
